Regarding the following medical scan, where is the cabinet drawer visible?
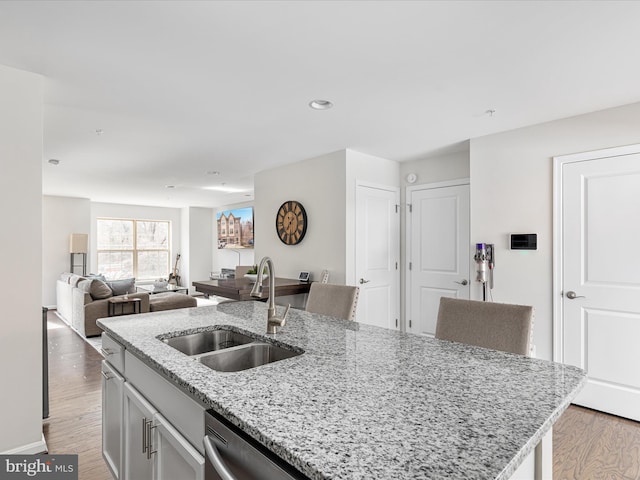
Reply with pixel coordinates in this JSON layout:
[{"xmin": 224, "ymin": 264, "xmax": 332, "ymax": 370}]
[
  {"xmin": 102, "ymin": 333, "xmax": 125, "ymax": 374},
  {"xmin": 125, "ymin": 351, "xmax": 206, "ymax": 455}
]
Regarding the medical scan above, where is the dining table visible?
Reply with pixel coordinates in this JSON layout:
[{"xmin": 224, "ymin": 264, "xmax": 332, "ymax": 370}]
[{"xmin": 192, "ymin": 277, "xmax": 311, "ymax": 301}]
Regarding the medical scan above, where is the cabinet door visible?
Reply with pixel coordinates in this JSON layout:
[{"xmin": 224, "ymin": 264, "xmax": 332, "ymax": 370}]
[
  {"xmin": 102, "ymin": 361, "xmax": 124, "ymax": 480},
  {"xmin": 123, "ymin": 383, "xmax": 157, "ymax": 480},
  {"xmin": 153, "ymin": 413, "xmax": 204, "ymax": 480}
]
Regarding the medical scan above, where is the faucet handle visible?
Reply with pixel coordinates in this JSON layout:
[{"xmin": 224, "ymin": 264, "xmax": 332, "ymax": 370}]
[
  {"xmin": 281, "ymin": 304, "xmax": 291, "ymax": 323},
  {"xmin": 266, "ymin": 304, "xmax": 291, "ymax": 334}
]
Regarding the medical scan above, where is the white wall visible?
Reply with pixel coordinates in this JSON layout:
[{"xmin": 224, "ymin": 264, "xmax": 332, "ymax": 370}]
[
  {"xmin": 0, "ymin": 65, "xmax": 45, "ymax": 453},
  {"xmin": 399, "ymin": 149, "xmax": 470, "ymax": 193},
  {"xmin": 254, "ymin": 150, "xmax": 346, "ymax": 283},
  {"xmin": 90, "ymin": 202, "xmax": 182, "ymax": 278},
  {"xmin": 470, "ymin": 101, "xmax": 640, "ymax": 361},
  {"xmin": 182, "ymin": 207, "xmax": 215, "ymax": 293},
  {"xmin": 42, "ymin": 196, "xmax": 91, "ymax": 306}
]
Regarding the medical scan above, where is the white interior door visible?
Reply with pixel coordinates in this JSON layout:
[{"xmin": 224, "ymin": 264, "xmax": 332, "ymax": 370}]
[
  {"xmin": 408, "ymin": 181, "xmax": 470, "ymax": 336},
  {"xmin": 556, "ymin": 147, "xmax": 640, "ymax": 421},
  {"xmin": 355, "ymin": 184, "xmax": 400, "ymax": 329}
]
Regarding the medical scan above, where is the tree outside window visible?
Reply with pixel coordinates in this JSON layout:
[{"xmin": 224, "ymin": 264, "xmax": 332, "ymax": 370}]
[{"xmin": 97, "ymin": 218, "xmax": 170, "ymax": 280}]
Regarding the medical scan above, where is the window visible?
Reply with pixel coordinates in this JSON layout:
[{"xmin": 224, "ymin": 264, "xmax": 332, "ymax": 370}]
[{"xmin": 97, "ymin": 218, "xmax": 170, "ymax": 280}]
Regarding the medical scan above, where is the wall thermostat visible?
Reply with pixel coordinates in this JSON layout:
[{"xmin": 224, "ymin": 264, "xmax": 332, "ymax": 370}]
[
  {"xmin": 298, "ymin": 271, "xmax": 311, "ymax": 282},
  {"xmin": 510, "ymin": 233, "xmax": 537, "ymax": 250}
]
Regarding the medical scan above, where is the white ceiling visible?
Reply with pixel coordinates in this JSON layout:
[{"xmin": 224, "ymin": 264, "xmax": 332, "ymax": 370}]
[{"xmin": 2, "ymin": 1, "xmax": 640, "ymax": 208}]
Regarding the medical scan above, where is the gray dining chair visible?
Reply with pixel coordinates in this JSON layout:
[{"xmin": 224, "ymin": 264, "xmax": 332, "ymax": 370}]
[
  {"xmin": 435, "ymin": 297, "xmax": 534, "ymax": 356},
  {"xmin": 305, "ymin": 283, "xmax": 360, "ymax": 321}
]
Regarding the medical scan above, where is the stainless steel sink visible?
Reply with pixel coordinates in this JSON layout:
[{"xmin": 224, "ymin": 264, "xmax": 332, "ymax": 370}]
[
  {"xmin": 198, "ymin": 343, "xmax": 301, "ymax": 372},
  {"xmin": 163, "ymin": 329, "xmax": 255, "ymax": 355}
]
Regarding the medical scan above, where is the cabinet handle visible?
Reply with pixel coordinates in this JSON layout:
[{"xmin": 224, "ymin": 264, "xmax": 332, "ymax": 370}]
[
  {"xmin": 142, "ymin": 418, "xmax": 149, "ymax": 454},
  {"xmin": 101, "ymin": 347, "xmax": 114, "ymax": 356},
  {"xmin": 101, "ymin": 370, "xmax": 112, "ymax": 380},
  {"xmin": 147, "ymin": 423, "xmax": 157, "ymax": 459},
  {"xmin": 147, "ymin": 420, "xmax": 158, "ymax": 460}
]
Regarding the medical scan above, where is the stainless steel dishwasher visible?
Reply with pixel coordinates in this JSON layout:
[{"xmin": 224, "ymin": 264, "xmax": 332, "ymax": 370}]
[{"xmin": 204, "ymin": 410, "xmax": 310, "ymax": 480}]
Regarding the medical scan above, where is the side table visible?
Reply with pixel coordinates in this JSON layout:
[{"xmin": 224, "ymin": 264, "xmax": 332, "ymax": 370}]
[{"xmin": 108, "ymin": 297, "xmax": 142, "ymax": 317}]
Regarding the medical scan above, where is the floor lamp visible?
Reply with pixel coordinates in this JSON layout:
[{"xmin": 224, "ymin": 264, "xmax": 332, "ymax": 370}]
[{"xmin": 70, "ymin": 233, "xmax": 88, "ymax": 276}]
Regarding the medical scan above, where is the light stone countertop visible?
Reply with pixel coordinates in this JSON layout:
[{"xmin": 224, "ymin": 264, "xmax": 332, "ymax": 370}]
[{"xmin": 97, "ymin": 301, "xmax": 586, "ymax": 480}]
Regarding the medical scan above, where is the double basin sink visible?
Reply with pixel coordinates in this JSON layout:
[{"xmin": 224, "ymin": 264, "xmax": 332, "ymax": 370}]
[{"xmin": 160, "ymin": 328, "xmax": 302, "ymax": 372}]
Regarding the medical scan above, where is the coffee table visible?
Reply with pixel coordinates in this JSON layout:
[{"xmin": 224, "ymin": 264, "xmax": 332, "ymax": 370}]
[{"xmin": 137, "ymin": 284, "xmax": 189, "ymax": 295}]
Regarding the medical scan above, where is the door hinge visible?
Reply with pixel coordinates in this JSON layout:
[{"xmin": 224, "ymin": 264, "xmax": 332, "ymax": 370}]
[
  {"xmin": 409, "ymin": 262, "xmax": 412, "ymax": 270},
  {"xmin": 395, "ymin": 318, "xmax": 398, "ymax": 327},
  {"xmin": 395, "ymin": 261, "xmax": 398, "ymax": 270},
  {"xmin": 407, "ymin": 203, "xmax": 412, "ymax": 213},
  {"xmin": 409, "ymin": 319, "xmax": 412, "ymax": 328},
  {"xmin": 395, "ymin": 204, "xmax": 399, "ymax": 213}
]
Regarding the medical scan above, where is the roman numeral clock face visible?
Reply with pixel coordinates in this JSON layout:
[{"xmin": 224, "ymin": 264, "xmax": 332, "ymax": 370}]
[{"xmin": 276, "ymin": 200, "xmax": 307, "ymax": 245}]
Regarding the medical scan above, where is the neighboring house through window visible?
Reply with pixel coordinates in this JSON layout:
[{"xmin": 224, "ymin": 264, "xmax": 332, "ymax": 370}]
[{"xmin": 97, "ymin": 218, "xmax": 170, "ymax": 280}]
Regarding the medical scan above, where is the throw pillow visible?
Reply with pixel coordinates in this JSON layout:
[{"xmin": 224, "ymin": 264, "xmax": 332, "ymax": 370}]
[
  {"xmin": 108, "ymin": 278, "xmax": 136, "ymax": 296},
  {"xmin": 77, "ymin": 279, "xmax": 113, "ymax": 300},
  {"xmin": 90, "ymin": 279, "xmax": 113, "ymax": 299}
]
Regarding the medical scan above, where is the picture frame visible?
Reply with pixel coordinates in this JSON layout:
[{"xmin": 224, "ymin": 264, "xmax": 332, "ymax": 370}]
[{"xmin": 216, "ymin": 207, "xmax": 254, "ymax": 249}]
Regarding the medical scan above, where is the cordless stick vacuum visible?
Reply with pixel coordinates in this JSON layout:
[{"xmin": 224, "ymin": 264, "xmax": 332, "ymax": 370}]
[{"xmin": 474, "ymin": 243, "xmax": 495, "ymax": 301}]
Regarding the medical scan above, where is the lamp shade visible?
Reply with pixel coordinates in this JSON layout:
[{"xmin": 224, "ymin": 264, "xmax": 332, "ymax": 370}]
[{"xmin": 69, "ymin": 233, "xmax": 88, "ymax": 254}]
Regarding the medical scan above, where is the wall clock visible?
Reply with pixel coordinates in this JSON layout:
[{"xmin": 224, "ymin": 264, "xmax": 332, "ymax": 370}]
[{"xmin": 276, "ymin": 200, "xmax": 307, "ymax": 245}]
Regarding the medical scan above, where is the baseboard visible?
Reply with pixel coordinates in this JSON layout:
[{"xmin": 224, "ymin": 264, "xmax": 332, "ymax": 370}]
[{"xmin": 1, "ymin": 434, "xmax": 48, "ymax": 454}]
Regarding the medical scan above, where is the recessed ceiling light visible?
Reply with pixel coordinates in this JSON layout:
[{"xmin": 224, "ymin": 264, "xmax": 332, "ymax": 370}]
[
  {"xmin": 207, "ymin": 170, "xmax": 221, "ymax": 175},
  {"xmin": 48, "ymin": 159, "xmax": 60, "ymax": 165},
  {"xmin": 165, "ymin": 185, "xmax": 176, "ymax": 189},
  {"xmin": 309, "ymin": 99, "xmax": 333, "ymax": 110},
  {"xmin": 95, "ymin": 129, "xmax": 104, "ymax": 135},
  {"xmin": 203, "ymin": 185, "xmax": 244, "ymax": 193}
]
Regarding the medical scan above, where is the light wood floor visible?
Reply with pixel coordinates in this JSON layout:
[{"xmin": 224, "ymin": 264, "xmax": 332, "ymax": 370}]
[
  {"xmin": 553, "ymin": 404, "xmax": 640, "ymax": 479},
  {"xmin": 43, "ymin": 311, "xmax": 640, "ymax": 480}
]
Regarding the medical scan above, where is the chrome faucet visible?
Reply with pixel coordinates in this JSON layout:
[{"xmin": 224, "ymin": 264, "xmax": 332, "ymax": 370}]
[{"xmin": 250, "ymin": 256, "xmax": 290, "ymax": 334}]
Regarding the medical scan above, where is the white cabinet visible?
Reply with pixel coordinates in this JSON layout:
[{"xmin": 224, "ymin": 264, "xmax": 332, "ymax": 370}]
[
  {"xmin": 102, "ymin": 360, "xmax": 124, "ymax": 480},
  {"xmin": 123, "ymin": 383, "xmax": 155, "ymax": 480},
  {"xmin": 154, "ymin": 414, "xmax": 204, "ymax": 480},
  {"xmin": 102, "ymin": 334, "xmax": 205, "ymax": 480},
  {"xmin": 123, "ymin": 383, "xmax": 204, "ymax": 480}
]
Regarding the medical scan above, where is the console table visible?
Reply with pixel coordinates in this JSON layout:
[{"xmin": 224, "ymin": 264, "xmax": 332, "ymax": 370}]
[
  {"xmin": 107, "ymin": 297, "xmax": 141, "ymax": 316},
  {"xmin": 192, "ymin": 277, "xmax": 310, "ymax": 301}
]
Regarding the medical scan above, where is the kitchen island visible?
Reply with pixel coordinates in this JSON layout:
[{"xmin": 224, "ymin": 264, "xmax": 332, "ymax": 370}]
[{"xmin": 98, "ymin": 301, "xmax": 585, "ymax": 480}]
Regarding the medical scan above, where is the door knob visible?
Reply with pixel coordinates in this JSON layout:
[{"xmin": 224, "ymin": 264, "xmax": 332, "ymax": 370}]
[
  {"xmin": 454, "ymin": 279, "xmax": 468, "ymax": 286},
  {"xmin": 565, "ymin": 291, "xmax": 585, "ymax": 299},
  {"xmin": 359, "ymin": 278, "xmax": 370, "ymax": 284}
]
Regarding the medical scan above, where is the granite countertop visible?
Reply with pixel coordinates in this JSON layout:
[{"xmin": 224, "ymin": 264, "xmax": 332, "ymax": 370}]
[{"xmin": 98, "ymin": 301, "xmax": 586, "ymax": 480}]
